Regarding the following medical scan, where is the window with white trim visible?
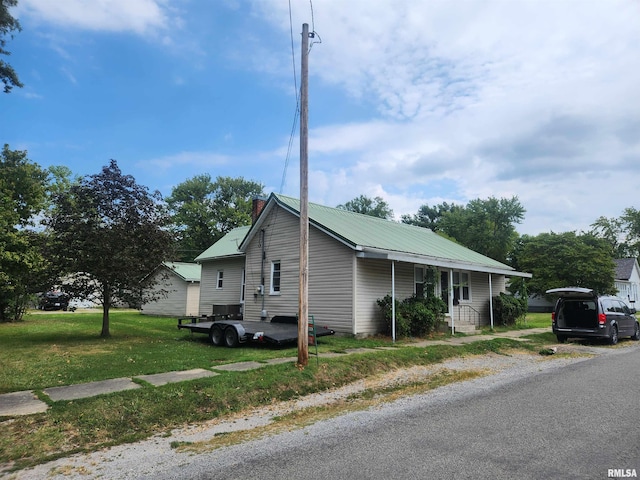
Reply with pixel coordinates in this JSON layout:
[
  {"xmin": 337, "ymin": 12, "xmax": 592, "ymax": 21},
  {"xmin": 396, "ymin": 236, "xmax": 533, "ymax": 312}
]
[
  {"xmin": 240, "ymin": 269, "xmax": 246, "ymax": 302},
  {"xmin": 415, "ymin": 267, "xmax": 425, "ymax": 297},
  {"xmin": 270, "ymin": 261, "xmax": 281, "ymax": 294},
  {"xmin": 216, "ymin": 270, "xmax": 223, "ymax": 289},
  {"xmin": 452, "ymin": 270, "xmax": 471, "ymax": 302}
]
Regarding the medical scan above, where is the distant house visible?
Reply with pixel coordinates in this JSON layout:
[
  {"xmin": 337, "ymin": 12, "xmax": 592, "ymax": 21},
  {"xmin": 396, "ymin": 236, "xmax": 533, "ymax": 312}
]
[
  {"xmin": 529, "ymin": 258, "xmax": 640, "ymax": 313},
  {"xmin": 141, "ymin": 262, "xmax": 201, "ymax": 317},
  {"xmin": 614, "ymin": 258, "xmax": 640, "ymax": 309},
  {"xmin": 195, "ymin": 193, "xmax": 531, "ymax": 335}
]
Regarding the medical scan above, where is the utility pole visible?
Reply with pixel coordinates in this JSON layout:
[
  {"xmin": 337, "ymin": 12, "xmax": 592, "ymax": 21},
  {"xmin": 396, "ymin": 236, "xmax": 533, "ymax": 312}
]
[{"xmin": 298, "ymin": 23, "xmax": 310, "ymax": 366}]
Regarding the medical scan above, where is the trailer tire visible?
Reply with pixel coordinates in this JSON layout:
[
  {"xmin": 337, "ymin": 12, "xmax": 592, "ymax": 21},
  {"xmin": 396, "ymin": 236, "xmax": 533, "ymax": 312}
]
[
  {"xmin": 224, "ymin": 326, "xmax": 240, "ymax": 348},
  {"xmin": 209, "ymin": 325, "xmax": 224, "ymax": 346}
]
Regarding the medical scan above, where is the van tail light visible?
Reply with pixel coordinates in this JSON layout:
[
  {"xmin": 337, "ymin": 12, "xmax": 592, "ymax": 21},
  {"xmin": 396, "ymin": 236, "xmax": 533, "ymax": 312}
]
[
  {"xmin": 551, "ymin": 312, "xmax": 556, "ymax": 323},
  {"xmin": 598, "ymin": 313, "xmax": 606, "ymax": 325}
]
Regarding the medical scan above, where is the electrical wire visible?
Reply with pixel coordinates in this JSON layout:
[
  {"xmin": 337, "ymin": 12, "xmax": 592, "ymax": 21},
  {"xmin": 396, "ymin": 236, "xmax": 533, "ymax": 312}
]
[{"xmin": 280, "ymin": 0, "xmax": 320, "ymax": 193}]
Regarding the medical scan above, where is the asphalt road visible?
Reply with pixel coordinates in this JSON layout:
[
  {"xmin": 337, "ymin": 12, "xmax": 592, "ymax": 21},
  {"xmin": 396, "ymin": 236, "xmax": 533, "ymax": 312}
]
[{"xmin": 181, "ymin": 345, "xmax": 640, "ymax": 480}]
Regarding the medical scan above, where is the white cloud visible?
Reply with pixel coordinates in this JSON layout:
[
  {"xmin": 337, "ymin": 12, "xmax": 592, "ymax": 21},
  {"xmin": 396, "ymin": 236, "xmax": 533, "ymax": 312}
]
[
  {"xmin": 256, "ymin": 0, "xmax": 640, "ymax": 234},
  {"xmin": 19, "ymin": 0, "xmax": 170, "ymax": 35}
]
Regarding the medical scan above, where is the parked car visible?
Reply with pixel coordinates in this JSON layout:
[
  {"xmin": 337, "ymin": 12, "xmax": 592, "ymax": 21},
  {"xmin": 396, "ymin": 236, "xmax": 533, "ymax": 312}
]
[
  {"xmin": 547, "ymin": 287, "xmax": 640, "ymax": 345},
  {"xmin": 39, "ymin": 291, "xmax": 71, "ymax": 311}
]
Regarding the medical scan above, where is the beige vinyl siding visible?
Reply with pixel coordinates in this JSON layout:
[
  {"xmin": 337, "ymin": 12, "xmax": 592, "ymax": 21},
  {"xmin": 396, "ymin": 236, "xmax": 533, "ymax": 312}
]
[
  {"xmin": 141, "ymin": 272, "xmax": 191, "ymax": 317},
  {"xmin": 243, "ymin": 208, "xmax": 299, "ymax": 320},
  {"xmin": 308, "ymin": 220, "xmax": 353, "ymax": 333},
  {"xmin": 354, "ymin": 259, "xmax": 414, "ymax": 335},
  {"xmin": 243, "ymin": 207, "xmax": 354, "ymax": 333},
  {"xmin": 198, "ymin": 257, "xmax": 245, "ymax": 316}
]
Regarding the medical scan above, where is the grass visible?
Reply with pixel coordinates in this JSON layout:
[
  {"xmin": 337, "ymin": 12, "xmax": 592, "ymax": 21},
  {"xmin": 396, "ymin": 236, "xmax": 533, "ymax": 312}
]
[
  {"xmin": 0, "ymin": 309, "xmax": 553, "ymax": 471},
  {"xmin": 480, "ymin": 312, "xmax": 552, "ymax": 334}
]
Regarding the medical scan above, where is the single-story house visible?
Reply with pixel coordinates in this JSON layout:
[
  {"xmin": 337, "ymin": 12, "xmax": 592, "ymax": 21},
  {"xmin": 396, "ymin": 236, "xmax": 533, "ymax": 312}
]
[
  {"xmin": 614, "ymin": 258, "xmax": 640, "ymax": 309},
  {"xmin": 195, "ymin": 193, "xmax": 531, "ymax": 335},
  {"xmin": 141, "ymin": 262, "xmax": 201, "ymax": 317}
]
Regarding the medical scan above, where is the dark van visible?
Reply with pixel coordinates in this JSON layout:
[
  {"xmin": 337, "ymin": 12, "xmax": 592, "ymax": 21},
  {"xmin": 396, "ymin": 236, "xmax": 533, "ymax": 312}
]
[{"xmin": 547, "ymin": 287, "xmax": 639, "ymax": 345}]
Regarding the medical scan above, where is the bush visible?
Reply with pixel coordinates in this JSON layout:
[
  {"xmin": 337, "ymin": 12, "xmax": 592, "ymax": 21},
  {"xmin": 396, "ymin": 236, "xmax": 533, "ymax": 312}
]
[
  {"xmin": 492, "ymin": 292, "xmax": 527, "ymax": 326},
  {"xmin": 377, "ymin": 294, "xmax": 446, "ymax": 338}
]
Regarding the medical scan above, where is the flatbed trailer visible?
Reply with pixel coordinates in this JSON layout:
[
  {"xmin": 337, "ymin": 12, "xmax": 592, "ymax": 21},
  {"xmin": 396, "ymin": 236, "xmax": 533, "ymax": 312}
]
[{"xmin": 177, "ymin": 315, "xmax": 335, "ymax": 347}]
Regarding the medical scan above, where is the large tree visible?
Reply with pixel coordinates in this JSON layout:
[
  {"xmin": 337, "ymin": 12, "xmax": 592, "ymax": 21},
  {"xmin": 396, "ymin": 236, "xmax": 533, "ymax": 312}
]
[
  {"xmin": 401, "ymin": 202, "xmax": 461, "ymax": 231},
  {"xmin": 0, "ymin": 145, "xmax": 48, "ymax": 321},
  {"xmin": 44, "ymin": 160, "xmax": 175, "ymax": 336},
  {"xmin": 1, "ymin": 0, "xmax": 22, "ymax": 93},
  {"xmin": 513, "ymin": 231, "xmax": 616, "ymax": 298},
  {"xmin": 591, "ymin": 208, "xmax": 640, "ymax": 259},
  {"xmin": 336, "ymin": 195, "xmax": 394, "ymax": 220},
  {"xmin": 403, "ymin": 196, "xmax": 525, "ymax": 264},
  {"xmin": 166, "ymin": 175, "xmax": 264, "ymax": 261}
]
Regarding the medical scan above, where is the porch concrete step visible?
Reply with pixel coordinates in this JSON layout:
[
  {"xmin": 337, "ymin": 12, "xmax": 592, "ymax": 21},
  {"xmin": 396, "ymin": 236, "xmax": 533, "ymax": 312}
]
[{"xmin": 450, "ymin": 323, "xmax": 481, "ymax": 335}]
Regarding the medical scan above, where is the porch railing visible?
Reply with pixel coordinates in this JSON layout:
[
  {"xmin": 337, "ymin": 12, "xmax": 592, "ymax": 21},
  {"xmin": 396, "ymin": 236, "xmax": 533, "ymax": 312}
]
[{"xmin": 455, "ymin": 304, "xmax": 481, "ymax": 326}]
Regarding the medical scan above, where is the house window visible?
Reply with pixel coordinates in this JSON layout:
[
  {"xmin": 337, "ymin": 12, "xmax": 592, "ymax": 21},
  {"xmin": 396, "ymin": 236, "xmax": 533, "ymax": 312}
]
[
  {"xmin": 270, "ymin": 261, "xmax": 281, "ymax": 294},
  {"xmin": 440, "ymin": 269, "xmax": 471, "ymax": 307},
  {"xmin": 240, "ymin": 269, "xmax": 246, "ymax": 303},
  {"xmin": 415, "ymin": 267, "xmax": 424, "ymax": 297},
  {"xmin": 216, "ymin": 270, "xmax": 223, "ymax": 289},
  {"xmin": 415, "ymin": 266, "xmax": 437, "ymax": 298},
  {"xmin": 452, "ymin": 271, "xmax": 471, "ymax": 302}
]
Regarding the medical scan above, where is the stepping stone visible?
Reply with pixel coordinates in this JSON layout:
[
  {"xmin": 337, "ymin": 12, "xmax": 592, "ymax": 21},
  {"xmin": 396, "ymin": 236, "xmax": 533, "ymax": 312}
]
[
  {"xmin": 0, "ymin": 390, "xmax": 49, "ymax": 416},
  {"xmin": 213, "ymin": 361, "xmax": 265, "ymax": 372},
  {"xmin": 43, "ymin": 378, "xmax": 141, "ymax": 401},
  {"xmin": 135, "ymin": 368, "xmax": 219, "ymax": 386},
  {"xmin": 265, "ymin": 357, "xmax": 296, "ymax": 365}
]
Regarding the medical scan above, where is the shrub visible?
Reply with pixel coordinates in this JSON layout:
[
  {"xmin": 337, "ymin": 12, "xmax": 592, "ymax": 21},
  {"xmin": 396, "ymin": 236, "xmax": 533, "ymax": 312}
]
[
  {"xmin": 377, "ymin": 294, "xmax": 446, "ymax": 338},
  {"xmin": 492, "ymin": 292, "xmax": 527, "ymax": 326}
]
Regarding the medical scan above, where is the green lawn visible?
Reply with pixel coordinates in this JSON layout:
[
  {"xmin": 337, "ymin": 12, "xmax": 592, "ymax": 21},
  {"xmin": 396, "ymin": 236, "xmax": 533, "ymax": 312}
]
[
  {"xmin": 0, "ymin": 309, "xmax": 553, "ymax": 470},
  {"xmin": 0, "ymin": 310, "xmax": 396, "ymax": 394}
]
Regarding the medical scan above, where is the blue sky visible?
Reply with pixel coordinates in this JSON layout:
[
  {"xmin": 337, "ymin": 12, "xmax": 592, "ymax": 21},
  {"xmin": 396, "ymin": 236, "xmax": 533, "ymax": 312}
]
[{"xmin": 3, "ymin": 0, "xmax": 639, "ymax": 235}]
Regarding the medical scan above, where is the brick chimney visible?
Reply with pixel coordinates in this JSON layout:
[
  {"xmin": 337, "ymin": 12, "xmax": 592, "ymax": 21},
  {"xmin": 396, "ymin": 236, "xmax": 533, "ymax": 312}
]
[{"xmin": 251, "ymin": 196, "xmax": 267, "ymax": 223}]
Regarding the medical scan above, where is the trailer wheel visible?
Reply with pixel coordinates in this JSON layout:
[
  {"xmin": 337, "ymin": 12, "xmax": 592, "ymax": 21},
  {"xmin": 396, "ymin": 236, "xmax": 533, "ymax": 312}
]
[
  {"xmin": 224, "ymin": 326, "xmax": 240, "ymax": 348},
  {"xmin": 209, "ymin": 325, "xmax": 224, "ymax": 346}
]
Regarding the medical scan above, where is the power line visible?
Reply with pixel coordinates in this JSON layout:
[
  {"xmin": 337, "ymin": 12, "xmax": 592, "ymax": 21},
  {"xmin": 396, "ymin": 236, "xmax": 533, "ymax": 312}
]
[{"xmin": 280, "ymin": 0, "xmax": 320, "ymax": 194}]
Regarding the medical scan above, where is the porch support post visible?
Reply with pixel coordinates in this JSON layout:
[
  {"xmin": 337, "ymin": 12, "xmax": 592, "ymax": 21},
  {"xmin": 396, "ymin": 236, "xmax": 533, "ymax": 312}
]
[
  {"xmin": 449, "ymin": 269, "xmax": 454, "ymax": 335},
  {"xmin": 489, "ymin": 273, "xmax": 494, "ymax": 329},
  {"xmin": 391, "ymin": 261, "xmax": 396, "ymax": 343}
]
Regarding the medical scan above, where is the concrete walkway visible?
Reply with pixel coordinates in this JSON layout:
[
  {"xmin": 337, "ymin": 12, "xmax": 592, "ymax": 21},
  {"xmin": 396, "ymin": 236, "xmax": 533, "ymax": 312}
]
[{"xmin": 0, "ymin": 328, "xmax": 549, "ymax": 417}]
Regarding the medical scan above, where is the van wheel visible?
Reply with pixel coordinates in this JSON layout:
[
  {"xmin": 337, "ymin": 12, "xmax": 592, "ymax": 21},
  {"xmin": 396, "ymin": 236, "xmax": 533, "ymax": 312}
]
[
  {"xmin": 556, "ymin": 335, "xmax": 567, "ymax": 343},
  {"xmin": 224, "ymin": 327, "xmax": 240, "ymax": 348},
  {"xmin": 609, "ymin": 325, "xmax": 618, "ymax": 345},
  {"xmin": 631, "ymin": 323, "xmax": 640, "ymax": 341}
]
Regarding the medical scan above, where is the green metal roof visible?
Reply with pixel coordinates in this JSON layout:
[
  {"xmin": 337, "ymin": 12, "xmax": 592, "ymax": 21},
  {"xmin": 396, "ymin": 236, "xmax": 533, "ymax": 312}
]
[
  {"xmin": 270, "ymin": 194, "xmax": 519, "ymax": 274},
  {"xmin": 163, "ymin": 262, "xmax": 201, "ymax": 282},
  {"xmin": 194, "ymin": 225, "xmax": 250, "ymax": 262}
]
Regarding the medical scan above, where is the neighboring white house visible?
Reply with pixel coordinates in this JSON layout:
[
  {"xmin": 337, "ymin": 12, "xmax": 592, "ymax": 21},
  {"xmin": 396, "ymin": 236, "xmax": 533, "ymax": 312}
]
[
  {"xmin": 614, "ymin": 258, "xmax": 640, "ymax": 309},
  {"xmin": 141, "ymin": 262, "xmax": 201, "ymax": 317},
  {"xmin": 195, "ymin": 193, "xmax": 531, "ymax": 335}
]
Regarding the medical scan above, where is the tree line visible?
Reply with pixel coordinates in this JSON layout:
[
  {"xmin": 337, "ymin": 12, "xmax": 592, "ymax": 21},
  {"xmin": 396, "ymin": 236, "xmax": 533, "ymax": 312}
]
[{"xmin": 1, "ymin": 144, "xmax": 637, "ymax": 333}]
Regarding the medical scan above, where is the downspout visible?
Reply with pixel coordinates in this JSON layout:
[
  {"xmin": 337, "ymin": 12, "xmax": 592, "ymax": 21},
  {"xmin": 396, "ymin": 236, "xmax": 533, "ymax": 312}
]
[
  {"xmin": 392, "ymin": 261, "xmax": 396, "ymax": 343},
  {"xmin": 489, "ymin": 273, "xmax": 494, "ymax": 329}
]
